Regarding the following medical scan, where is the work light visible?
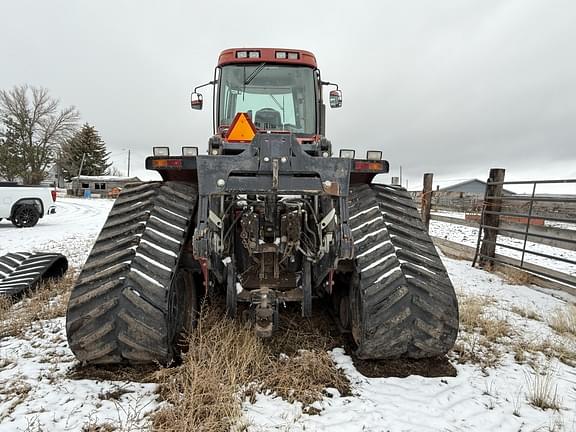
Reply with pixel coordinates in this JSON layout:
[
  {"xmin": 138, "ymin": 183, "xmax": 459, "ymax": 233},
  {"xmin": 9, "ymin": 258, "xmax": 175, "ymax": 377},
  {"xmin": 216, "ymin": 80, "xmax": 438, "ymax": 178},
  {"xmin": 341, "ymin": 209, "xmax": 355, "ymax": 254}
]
[
  {"xmin": 339, "ymin": 149, "xmax": 355, "ymax": 159},
  {"xmin": 366, "ymin": 150, "xmax": 382, "ymax": 161},
  {"xmin": 153, "ymin": 147, "xmax": 169, "ymax": 157},
  {"xmin": 182, "ymin": 146, "xmax": 198, "ymax": 157}
]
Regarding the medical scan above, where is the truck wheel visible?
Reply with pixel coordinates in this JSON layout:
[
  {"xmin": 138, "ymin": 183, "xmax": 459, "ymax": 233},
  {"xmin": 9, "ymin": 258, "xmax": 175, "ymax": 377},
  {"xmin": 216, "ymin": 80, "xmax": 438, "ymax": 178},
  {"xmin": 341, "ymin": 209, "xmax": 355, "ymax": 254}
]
[
  {"xmin": 346, "ymin": 184, "xmax": 458, "ymax": 359},
  {"xmin": 66, "ymin": 182, "xmax": 198, "ymax": 365},
  {"xmin": 12, "ymin": 205, "xmax": 40, "ymax": 228}
]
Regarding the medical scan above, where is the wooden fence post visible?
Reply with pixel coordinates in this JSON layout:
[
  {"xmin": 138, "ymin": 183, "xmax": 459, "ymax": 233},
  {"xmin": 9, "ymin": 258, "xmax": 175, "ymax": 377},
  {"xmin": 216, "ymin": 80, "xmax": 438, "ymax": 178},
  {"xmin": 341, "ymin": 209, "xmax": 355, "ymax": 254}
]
[
  {"xmin": 421, "ymin": 173, "xmax": 434, "ymax": 231},
  {"xmin": 478, "ymin": 168, "xmax": 506, "ymax": 268}
]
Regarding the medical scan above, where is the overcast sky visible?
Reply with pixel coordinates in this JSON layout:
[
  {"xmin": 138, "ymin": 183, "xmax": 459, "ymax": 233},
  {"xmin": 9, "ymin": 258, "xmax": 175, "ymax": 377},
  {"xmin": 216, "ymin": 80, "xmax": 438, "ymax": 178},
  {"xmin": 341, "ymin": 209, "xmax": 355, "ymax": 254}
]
[{"xmin": 1, "ymin": 0, "xmax": 575, "ymax": 193}]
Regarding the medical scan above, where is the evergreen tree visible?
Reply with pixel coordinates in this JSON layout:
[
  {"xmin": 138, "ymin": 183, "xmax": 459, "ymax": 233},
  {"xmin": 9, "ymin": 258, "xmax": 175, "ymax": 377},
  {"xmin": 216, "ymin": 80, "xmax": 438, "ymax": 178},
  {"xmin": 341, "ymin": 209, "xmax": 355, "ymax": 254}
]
[
  {"xmin": 0, "ymin": 119, "xmax": 27, "ymax": 182},
  {"xmin": 60, "ymin": 123, "xmax": 111, "ymax": 181}
]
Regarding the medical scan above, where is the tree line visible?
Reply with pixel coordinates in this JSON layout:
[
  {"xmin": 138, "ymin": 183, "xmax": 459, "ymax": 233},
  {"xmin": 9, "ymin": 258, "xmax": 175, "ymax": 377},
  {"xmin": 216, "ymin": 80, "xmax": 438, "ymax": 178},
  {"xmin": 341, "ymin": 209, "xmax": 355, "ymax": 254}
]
[{"xmin": 0, "ymin": 85, "xmax": 112, "ymax": 185}]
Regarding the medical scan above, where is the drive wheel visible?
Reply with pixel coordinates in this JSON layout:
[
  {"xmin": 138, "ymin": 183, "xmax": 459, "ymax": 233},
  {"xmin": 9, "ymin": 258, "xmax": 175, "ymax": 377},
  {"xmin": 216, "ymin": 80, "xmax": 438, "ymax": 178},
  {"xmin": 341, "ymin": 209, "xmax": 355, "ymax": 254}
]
[
  {"xmin": 169, "ymin": 268, "xmax": 200, "ymax": 355},
  {"xmin": 12, "ymin": 205, "xmax": 40, "ymax": 228},
  {"xmin": 226, "ymin": 263, "xmax": 237, "ymax": 318}
]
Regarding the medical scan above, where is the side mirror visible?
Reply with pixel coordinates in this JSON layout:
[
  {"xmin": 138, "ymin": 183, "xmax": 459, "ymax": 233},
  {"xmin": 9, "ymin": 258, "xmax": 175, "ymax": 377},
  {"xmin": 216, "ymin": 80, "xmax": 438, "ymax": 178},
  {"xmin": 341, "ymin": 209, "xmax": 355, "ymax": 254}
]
[
  {"xmin": 329, "ymin": 90, "xmax": 342, "ymax": 108},
  {"xmin": 191, "ymin": 92, "xmax": 203, "ymax": 110}
]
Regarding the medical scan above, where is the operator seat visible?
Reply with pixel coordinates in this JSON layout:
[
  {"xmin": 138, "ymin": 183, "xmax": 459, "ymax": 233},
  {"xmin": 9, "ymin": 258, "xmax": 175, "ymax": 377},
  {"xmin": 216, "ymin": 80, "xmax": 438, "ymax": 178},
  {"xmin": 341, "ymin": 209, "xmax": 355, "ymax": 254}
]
[{"xmin": 254, "ymin": 108, "xmax": 281, "ymax": 130}]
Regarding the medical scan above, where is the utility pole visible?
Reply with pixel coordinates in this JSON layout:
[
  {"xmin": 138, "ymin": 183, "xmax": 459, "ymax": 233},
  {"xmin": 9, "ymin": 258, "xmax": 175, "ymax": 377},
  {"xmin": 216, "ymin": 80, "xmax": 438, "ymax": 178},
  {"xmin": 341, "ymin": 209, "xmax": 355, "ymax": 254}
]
[
  {"xmin": 77, "ymin": 153, "xmax": 86, "ymax": 196},
  {"xmin": 57, "ymin": 150, "xmax": 62, "ymax": 189},
  {"xmin": 399, "ymin": 166, "xmax": 403, "ymax": 187},
  {"xmin": 77, "ymin": 153, "xmax": 86, "ymax": 179},
  {"xmin": 127, "ymin": 149, "xmax": 131, "ymax": 177}
]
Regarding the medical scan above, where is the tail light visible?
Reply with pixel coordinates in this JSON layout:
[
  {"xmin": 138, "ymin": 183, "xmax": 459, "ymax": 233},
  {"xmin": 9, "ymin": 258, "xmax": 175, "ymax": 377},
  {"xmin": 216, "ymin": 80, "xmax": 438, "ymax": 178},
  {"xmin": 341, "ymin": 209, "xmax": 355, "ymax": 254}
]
[{"xmin": 51, "ymin": 190, "xmax": 57, "ymax": 202}]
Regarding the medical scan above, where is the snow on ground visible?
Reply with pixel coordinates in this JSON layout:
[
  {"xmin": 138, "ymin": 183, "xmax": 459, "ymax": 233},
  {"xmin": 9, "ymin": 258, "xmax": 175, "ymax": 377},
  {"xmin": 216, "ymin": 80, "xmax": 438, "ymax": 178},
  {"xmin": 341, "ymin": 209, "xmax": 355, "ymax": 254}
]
[
  {"xmin": 243, "ymin": 257, "xmax": 576, "ymax": 432},
  {"xmin": 430, "ymin": 219, "xmax": 576, "ymax": 276},
  {"xmin": 0, "ymin": 318, "xmax": 159, "ymax": 431},
  {"xmin": 1, "ymin": 197, "xmax": 576, "ymax": 431},
  {"xmin": 431, "ymin": 210, "xmax": 467, "ymax": 220},
  {"xmin": 0, "ymin": 197, "xmax": 113, "ymax": 269}
]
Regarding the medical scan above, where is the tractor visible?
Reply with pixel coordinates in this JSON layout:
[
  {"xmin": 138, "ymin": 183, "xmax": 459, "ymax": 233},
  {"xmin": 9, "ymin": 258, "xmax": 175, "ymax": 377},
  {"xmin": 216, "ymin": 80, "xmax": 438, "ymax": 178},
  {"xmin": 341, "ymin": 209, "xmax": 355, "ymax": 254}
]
[{"xmin": 66, "ymin": 48, "xmax": 458, "ymax": 364}]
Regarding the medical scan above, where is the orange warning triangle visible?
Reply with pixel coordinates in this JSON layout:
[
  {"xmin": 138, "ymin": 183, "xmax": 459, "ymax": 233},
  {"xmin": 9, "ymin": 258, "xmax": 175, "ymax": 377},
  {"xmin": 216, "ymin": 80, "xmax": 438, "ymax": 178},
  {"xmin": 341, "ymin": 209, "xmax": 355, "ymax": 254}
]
[{"xmin": 226, "ymin": 112, "xmax": 257, "ymax": 143}]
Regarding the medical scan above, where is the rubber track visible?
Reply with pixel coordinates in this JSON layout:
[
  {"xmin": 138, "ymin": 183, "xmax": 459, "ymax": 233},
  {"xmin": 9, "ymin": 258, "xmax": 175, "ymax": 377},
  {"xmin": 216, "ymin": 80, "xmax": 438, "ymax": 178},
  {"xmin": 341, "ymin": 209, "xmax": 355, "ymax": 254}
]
[
  {"xmin": 348, "ymin": 184, "xmax": 458, "ymax": 359},
  {"xmin": 0, "ymin": 252, "xmax": 68, "ymax": 296},
  {"xmin": 66, "ymin": 181, "xmax": 197, "ymax": 365}
]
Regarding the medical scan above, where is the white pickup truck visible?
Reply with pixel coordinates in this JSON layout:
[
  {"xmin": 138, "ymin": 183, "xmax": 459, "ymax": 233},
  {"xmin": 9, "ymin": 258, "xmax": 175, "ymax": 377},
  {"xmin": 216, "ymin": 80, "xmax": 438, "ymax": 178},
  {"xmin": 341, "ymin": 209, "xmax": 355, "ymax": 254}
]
[{"xmin": 0, "ymin": 183, "xmax": 57, "ymax": 227}]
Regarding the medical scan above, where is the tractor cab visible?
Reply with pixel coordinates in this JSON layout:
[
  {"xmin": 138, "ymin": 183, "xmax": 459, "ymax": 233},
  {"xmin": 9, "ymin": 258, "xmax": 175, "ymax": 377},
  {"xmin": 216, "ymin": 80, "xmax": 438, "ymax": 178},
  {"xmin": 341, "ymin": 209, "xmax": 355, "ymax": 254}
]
[{"xmin": 191, "ymin": 48, "xmax": 342, "ymax": 151}]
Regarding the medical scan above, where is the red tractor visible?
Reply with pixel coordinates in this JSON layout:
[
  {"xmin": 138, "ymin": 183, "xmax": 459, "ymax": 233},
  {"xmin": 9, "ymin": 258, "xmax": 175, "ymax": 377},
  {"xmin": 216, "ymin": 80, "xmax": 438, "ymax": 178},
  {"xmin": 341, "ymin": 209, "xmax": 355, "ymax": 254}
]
[{"xmin": 66, "ymin": 48, "xmax": 458, "ymax": 364}]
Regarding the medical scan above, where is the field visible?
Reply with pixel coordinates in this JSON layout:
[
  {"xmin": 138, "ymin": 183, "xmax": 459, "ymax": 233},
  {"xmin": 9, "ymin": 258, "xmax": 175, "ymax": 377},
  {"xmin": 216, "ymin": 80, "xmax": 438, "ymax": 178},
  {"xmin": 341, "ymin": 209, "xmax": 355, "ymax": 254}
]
[{"xmin": 1, "ymin": 197, "xmax": 575, "ymax": 431}]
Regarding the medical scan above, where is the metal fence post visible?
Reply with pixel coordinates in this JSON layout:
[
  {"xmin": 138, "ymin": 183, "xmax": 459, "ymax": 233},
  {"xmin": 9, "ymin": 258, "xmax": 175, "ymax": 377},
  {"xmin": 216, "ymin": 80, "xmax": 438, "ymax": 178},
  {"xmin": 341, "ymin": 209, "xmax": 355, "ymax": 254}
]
[
  {"xmin": 421, "ymin": 173, "xmax": 434, "ymax": 231},
  {"xmin": 478, "ymin": 168, "xmax": 506, "ymax": 268}
]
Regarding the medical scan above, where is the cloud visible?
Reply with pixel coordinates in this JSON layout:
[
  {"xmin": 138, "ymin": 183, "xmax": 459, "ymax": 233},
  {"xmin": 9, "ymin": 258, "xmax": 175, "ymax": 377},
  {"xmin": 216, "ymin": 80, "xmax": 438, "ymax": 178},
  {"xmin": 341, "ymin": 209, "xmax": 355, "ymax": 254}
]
[{"xmin": 0, "ymin": 0, "xmax": 574, "ymax": 185}]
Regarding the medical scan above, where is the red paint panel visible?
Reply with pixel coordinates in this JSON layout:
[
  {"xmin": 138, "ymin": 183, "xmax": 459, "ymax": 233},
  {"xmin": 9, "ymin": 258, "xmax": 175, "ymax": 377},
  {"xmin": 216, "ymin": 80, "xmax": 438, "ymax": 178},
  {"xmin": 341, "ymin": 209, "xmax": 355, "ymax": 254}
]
[{"xmin": 218, "ymin": 48, "xmax": 317, "ymax": 68}]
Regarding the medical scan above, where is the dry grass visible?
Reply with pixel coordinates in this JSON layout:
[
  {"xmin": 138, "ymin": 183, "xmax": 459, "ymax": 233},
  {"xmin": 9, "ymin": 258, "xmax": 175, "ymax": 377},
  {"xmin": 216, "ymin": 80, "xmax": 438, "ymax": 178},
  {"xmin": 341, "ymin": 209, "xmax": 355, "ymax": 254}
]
[
  {"xmin": 0, "ymin": 270, "xmax": 76, "ymax": 338},
  {"xmin": 548, "ymin": 304, "xmax": 576, "ymax": 337},
  {"xmin": 452, "ymin": 294, "xmax": 514, "ymax": 368},
  {"xmin": 459, "ymin": 294, "xmax": 513, "ymax": 342},
  {"xmin": 81, "ymin": 423, "xmax": 116, "ymax": 432},
  {"xmin": 496, "ymin": 265, "xmax": 535, "ymax": 286},
  {"xmin": 152, "ymin": 309, "xmax": 267, "ymax": 432},
  {"xmin": 261, "ymin": 349, "xmax": 349, "ymax": 405},
  {"xmin": 152, "ymin": 306, "xmax": 349, "ymax": 432},
  {"xmin": 513, "ymin": 338, "xmax": 576, "ymax": 368},
  {"xmin": 510, "ymin": 305, "xmax": 541, "ymax": 321},
  {"xmin": 525, "ymin": 364, "xmax": 562, "ymax": 411}
]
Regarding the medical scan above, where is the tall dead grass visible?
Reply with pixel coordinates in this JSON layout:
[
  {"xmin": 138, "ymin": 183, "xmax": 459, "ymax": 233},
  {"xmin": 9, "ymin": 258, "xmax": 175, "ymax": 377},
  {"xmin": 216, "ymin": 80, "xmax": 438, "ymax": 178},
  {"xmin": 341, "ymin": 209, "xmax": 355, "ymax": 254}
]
[
  {"xmin": 496, "ymin": 266, "xmax": 535, "ymax": 286},
  {"xmin": 453, "ymin": 293, "xmax": 513, "ymax": 368},
  {"xmin": 548, "ymin": 304, "xmax": 576, "ymax": 337},
  {"xmin": 458, "ymin": 294, "xmax": 513, "ymax": 342},
  {"xmin": 525, "ymin": 363, "xmax": 562, "ymax": 411},
  {"xmin": 0, "ymin": 270, "xmax": 76, "ymax": 338},
  {"xmin": 152, "ymin": 306, "xmax": 349, "ymax": 432},
  {"xmin": 153, "ymin": 309, "xmax": 269, "ymax": 432}
]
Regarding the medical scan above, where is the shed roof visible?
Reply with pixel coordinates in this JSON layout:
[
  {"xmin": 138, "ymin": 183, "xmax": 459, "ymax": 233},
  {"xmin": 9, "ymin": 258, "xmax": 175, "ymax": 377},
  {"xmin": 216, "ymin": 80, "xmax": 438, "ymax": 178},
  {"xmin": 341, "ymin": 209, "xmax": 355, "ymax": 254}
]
[
  {"xmin": 437, "ymin": 179, "xmax": 515, "ymax": 195},
  {"xmin": 70, "ymin": 175, "xmax": 141, "ymax": 182}
]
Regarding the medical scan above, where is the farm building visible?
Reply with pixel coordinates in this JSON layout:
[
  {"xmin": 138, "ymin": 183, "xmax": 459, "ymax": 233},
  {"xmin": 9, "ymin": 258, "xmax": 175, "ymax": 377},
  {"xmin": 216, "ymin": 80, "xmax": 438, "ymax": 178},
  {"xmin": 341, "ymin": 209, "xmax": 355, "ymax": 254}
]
[
  {"xmin": 436, "ymin": 179, "xmax": 516, "ymax": 196},
  {"xmin": 410, "ymin": 178, "xmax": 516, "ymax": 212},
  {"xmin": 67, "ymin": 175, "xmax": 140, "ymax": 197}
]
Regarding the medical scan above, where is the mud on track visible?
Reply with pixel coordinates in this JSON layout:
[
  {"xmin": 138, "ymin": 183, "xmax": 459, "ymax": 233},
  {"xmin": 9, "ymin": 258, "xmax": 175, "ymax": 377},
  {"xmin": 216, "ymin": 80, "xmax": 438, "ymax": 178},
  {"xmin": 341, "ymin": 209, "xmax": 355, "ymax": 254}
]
[{"xmin": 68, "ymin": 297, "xmax": 457, "ymax": 381}]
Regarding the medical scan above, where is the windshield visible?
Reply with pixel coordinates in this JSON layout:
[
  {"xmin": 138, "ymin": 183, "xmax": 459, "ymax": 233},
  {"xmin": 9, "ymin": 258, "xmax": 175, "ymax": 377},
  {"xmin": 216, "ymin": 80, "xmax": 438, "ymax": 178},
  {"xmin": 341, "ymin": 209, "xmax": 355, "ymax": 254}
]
[{"xmin": 218, "ymin": 65, "xmax": 316, "ymax": 135}]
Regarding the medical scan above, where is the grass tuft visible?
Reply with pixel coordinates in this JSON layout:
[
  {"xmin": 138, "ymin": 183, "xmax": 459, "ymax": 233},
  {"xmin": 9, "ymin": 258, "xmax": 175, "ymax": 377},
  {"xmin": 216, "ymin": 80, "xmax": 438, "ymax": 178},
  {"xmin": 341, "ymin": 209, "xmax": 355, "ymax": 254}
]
[
  {"xmin": 152, "ymin": 306, "xmax": 349, "ymax": 432},
  {"xmin": 525, "ymin": 364, "xmax": 562, "ymax": 411},
  {"xmin": 510, "ymin": 305, "xmax": 541, "ymax": 321},
  {"xmin": 453, "ymin": 294, "xmax": 513, "ymax": 368},
  {"xmin": 0, "ymin": 270, "xmax": 76, "ymax": 338},
  {"xmin": 548, "ymin": 304, "xmax": 576, "ymax": 337}
]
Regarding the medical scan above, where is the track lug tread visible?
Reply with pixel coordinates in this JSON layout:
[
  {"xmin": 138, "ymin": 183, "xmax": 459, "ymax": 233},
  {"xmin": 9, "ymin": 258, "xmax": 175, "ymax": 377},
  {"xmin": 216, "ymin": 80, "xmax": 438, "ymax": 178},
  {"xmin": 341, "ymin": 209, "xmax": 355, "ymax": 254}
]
[
  {"xmin": 66, "ymin": 181, "xmax": 198, "ymax": 365},
  {"xmin": 348, "ymin": 184, "xmax": 458, "ymax": 359}
]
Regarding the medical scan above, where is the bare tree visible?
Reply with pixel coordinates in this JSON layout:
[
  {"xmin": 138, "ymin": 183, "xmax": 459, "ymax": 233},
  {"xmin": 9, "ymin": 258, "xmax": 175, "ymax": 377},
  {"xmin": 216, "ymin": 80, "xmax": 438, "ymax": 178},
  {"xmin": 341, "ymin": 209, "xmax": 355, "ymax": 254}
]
[
  {"xmin": 108, "ymin": 165, "xmax": 124, "ymax": 177},
  {"xmin": 0, "ymin": 85, "xmax": 79, "ymax": 184}
]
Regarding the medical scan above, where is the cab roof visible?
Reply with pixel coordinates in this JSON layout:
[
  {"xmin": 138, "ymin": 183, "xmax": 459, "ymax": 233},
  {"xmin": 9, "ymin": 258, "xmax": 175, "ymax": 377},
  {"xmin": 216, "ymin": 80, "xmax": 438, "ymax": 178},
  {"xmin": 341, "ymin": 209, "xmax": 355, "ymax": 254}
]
[{"xmin": 218, "ymin": 48, "xmax": 317, "ymax": 68}]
